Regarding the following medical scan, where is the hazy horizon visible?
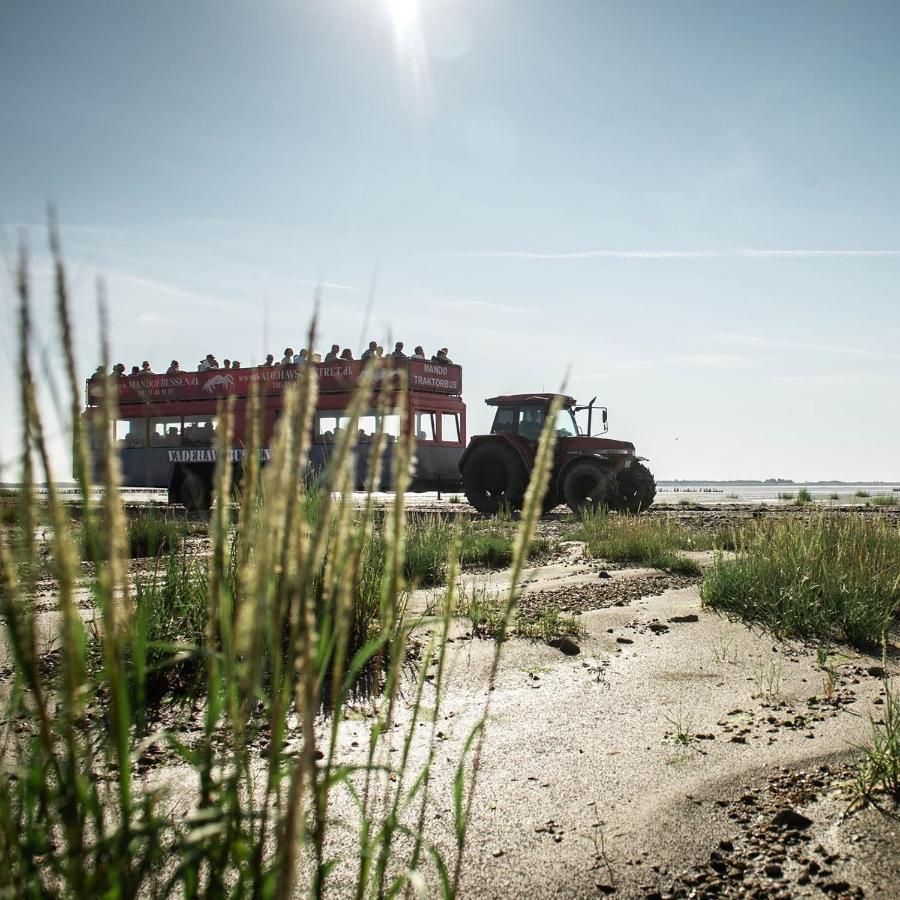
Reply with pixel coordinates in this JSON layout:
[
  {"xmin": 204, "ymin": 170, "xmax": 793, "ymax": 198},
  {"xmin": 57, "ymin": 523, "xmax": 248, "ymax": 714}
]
[{"xmin": 2, "ymin": 1, "xmax": 899, "ymax": 481}]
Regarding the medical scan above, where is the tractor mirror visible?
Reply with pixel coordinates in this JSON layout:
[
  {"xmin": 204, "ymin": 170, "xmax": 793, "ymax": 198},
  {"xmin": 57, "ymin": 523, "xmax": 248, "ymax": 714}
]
[{"xmin": 602, "ymin": 409, "xmax": 608, "ymax": 424}]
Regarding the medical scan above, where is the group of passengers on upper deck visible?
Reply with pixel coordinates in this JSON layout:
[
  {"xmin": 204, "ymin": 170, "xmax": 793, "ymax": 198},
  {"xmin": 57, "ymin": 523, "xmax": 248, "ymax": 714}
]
[{"xmin": 91, "ymin": 343, "xmax": 455, "ymax": 382}]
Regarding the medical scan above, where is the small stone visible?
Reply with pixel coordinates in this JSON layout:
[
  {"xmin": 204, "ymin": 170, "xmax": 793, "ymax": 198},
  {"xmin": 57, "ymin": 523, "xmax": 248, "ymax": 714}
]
[
  {"xmin": 548, "ymin": 636, "xmax": 580, "ymax": 656},
  {"xmin": 598, "ymin": 570, "xmax": 612, "ymax": 579},
  {"xmin": 648, "ymin": 622, "xmax": 669, "ymax": 634},
  {"xmin": 668, "ymin": 614, "xmax": 699, "ymax": 623},
  {"xmin": 764, "ymin": 863, "xmax": 783, "ymax": 879},
  {"xmin": 866, "ymin": 665, "xmax": 885, "ymax": 678},
  {"xmin": 772, "ymin": 807, "xmax": 814, "ymax": 831},
  {"xmin": 616, "ymin": 637, "xmax": 634, "ymax": 645}
]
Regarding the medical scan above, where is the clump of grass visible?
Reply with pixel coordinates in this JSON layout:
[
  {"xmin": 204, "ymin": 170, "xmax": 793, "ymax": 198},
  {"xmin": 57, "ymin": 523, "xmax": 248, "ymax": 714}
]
[
  {"xmin": 459, "ymin": 584, "xmax": 582, "ymax": 642},
  {"xmin": 828, "ymin": 492, "xmax": 841, "ymax": 501},
  {"xmin": 701, "ymin": 514, "xmax": 900, "ymax": 648},
  {"xmin": 852, "ymin": 675, "xmax": 900, "ymax": 807},
  {"xmin": 869, "ymin": 494, "xmax": 898, "ymax": 507},
  {"xmin": 856, "ymin": 489, "xmax": 871, "ymax": 498},
  {"xmin": 794, "ymin": 487, "xmax": 813, "ymax": 505},
  {"xmin": 574, "ymin": 510, "xmax": 703, "ymax": 575},
  {"xmin": 778, "ymin": 491, "xmax": 794, "ymax": 501}
]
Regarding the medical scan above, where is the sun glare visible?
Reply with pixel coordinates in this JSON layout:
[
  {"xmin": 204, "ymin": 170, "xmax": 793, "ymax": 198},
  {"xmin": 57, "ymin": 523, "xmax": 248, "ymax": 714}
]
[
  {"xmin": 383, "ymin": 0, "xmax": 432, "ymax": 114},
  {"xmin": 387, "ymin": 0, "xmax": 421, "ymax": 39}
]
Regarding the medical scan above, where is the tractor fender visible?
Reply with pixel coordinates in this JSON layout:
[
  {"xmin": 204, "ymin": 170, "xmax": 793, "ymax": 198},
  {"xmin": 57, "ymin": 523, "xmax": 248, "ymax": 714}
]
[
  {"xmin": 459, "ymin": 434, "xmax": 534, "ymax": 475},
  {"xmin": 554, "ymin": 451, "xmax": 632, "ymax": 496}
]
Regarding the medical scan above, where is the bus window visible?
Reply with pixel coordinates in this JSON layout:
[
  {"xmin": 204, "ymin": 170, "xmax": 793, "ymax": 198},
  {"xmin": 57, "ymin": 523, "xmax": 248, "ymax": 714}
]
[
  {"xmin": 315, "ymin": 412, "xmax": 348, "ymax": 444},
  {"xmin": 115, "ymin": 418, "xmax": 146, "ymax": 448},
  {"xmin": 414, "ymin": 411, "xmax": 435, "ymax": 442},
  {"xmin": 150, "ymin": 416, "xmax": 182, "ymax": 447},
  {"xmin": 440, "ymin": 413, "xmax": 461, "ymax": 444},
  {"xmin": 183, "ymin": 414, "xmax": 217, "ymax": 447},
  {"xmin": 88, "ymin": 420, "xmax": 105, "ymax": 450}
]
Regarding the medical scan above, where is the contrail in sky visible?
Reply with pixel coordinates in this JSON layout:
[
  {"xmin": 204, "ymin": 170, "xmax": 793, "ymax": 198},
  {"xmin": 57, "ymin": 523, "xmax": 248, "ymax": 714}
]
[{"xmin": 428, "ymin": 249, "xmax": 900, "ymax": 260}]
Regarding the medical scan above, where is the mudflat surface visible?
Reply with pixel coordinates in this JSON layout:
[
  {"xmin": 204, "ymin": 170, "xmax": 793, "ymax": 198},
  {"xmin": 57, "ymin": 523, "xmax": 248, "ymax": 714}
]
[{"xmin": 3, "ymin": 505, "xmax": 898, "ymax": 898}]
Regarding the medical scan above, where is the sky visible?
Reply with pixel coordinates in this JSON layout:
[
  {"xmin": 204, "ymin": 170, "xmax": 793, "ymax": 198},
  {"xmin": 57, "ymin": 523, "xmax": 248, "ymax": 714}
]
[{"xmin": 1, "ymin": 0, "xmax": 899, "ymax": 481}]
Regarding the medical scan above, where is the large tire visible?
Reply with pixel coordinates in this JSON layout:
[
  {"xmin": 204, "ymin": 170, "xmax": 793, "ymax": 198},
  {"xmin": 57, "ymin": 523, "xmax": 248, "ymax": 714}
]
[
  {"xmin": 563, "ymin": 458, "xmax": 620, "ymax": 515},
  {"xmin": 175, "ymin": 467, "xmax": 213, "ymax": 512},
  {"xmin": 462, "ymin": 442, "xmax": 529, "ymax": 514},
  {"xmin": 615, "ymin": 461, "xmax": 656, "ymax": 514}
]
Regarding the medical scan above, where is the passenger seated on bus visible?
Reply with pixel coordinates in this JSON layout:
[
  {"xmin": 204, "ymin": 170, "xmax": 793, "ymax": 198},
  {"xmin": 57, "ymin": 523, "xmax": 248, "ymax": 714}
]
[
  {"xmin": 260, "ymin": 354, "xmax": 275, "ymax": 367},
  {"xmin": 375, "ymin": 345, "xmax": 384, "ymax": 359},
  {"xmin": 361, "ymin": 341, "xmax": 378, "ymax": 361},
  {"xmin": 223, "ymin": 359, "xmax": 231, "ymax": 369},
  {"xmin": 130, "ymin": 365, "xmax": 140, "ymax": 376},
  {"xmin": 231, "ymin": 360, "xmax": 241, "ymax": 369},
  {"xmin": 431, "ymin": 348, "xmax": 453, "ymax": 365},
  {"xmin": 412, "ymin": 346, "xmax": 426, "ymax": 359},
  {"xmin": 281, "ymin": 348, "xmax": 294, "ymax": 366},
  {"xmin": 311, "ymin": 352, "xmax": 322, "ymax": 362},
  {"xmin": 167, "ymin": 427, "xmax": 180, "ymax": 443},
  {"xmin": 167, "ymin": 360, "xmax": 180, "ymax": 374},
  {"xmin": 391, "ymin": 341, "xmax": 407, "ymax": 359},
  {"xmin": 111, "ymin": 363, "xmax": 126, "ymax": 377},
  {"xmin": 357, "ymin": 428, "xmax": 371, "ymax": 443},
  {"xmin": 91, "ymin": 365, "xmax": 105, "ymax": 380},
  {"xmin": 416, "ymin": 430, "xmax": 427, "ymax": 441},
  {"xmin": 198, "ymin": 354, "xmax": 218, "ymax": 371},
  {"xmin": 293, "ymin": 348, "xmax": 308, "ymax": 364},
  {"xmin": 340, "ymin": 348, "xmax": 354, "ymax": 361},
  {"xmin": 324, "ymin": 344, "xmax": 340, "ymax": 362},
  {"xmin": 141, "ymin": 361, "xmax": 153, "ymax": 374},
  {"xmin": 321, "ymin": 430, "xmax": 334, "ymax": 444}
]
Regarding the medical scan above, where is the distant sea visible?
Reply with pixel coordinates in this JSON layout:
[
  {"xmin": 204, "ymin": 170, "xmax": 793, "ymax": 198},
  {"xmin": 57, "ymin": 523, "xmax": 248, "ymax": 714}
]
[{"xmin": 655, "ymin": 482, "xmax": 900, "ymax": 503}]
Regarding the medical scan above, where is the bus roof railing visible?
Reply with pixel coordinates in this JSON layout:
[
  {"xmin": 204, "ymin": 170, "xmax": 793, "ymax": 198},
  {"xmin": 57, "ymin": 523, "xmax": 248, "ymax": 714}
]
[{"xmin": 86, "ymin": 358, "xmax": 463, "ymax": 407}]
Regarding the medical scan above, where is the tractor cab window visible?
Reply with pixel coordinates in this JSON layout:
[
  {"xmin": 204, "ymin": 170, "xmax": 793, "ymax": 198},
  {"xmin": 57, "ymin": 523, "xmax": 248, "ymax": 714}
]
[
  {"xmin": 516, "ymin": 405, "xmax": 546, "ymax": 441},
  {"xmin": 553, "ymin": 408, "xmax": 579, "ymax": 438},
  {"xmin": 491, "ymin": 407, "xmax": 516, "ymax": 434}
]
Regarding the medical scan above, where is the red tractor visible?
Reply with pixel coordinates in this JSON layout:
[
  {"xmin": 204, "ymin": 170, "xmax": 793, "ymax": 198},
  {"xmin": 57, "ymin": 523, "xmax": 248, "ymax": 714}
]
[{"xmin": 459, "ymin": 393, "xmax": 655, "ymax": 515}]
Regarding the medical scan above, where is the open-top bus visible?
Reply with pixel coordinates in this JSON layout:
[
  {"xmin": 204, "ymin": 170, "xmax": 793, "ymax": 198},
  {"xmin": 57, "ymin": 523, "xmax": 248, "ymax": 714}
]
[{"xmin": 84, "ymin": 358, "xmax": 466, "ymax": 509}]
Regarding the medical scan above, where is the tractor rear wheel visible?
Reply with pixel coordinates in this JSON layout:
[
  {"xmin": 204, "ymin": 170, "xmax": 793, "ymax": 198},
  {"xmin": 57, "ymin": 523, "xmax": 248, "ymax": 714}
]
[
  {"xmin": 462, "ymin": 442, "xmax": 529, "ymax": 514},
  {"xmin": 563, "ymin": 458, "xmax": 620, "ymax": 515},
  {"xmin": 615, "ymin": 461, "xmax": 656, "ymax": 514},
  {"xmin": 173, "ymin": 467, "xmax": 213, "ymax": 512}
]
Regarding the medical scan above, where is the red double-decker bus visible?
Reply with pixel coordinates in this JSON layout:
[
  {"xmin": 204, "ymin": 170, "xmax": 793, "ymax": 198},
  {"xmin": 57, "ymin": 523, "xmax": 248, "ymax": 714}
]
[{"xmin": 84, "ymin": 358, "xmax": 466, "ymax": 509}]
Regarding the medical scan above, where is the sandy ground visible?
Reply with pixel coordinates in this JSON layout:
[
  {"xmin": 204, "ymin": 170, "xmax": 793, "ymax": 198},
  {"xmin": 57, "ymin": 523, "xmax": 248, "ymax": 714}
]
[{"xmin": 2, "ymin": 507, "xmax": 898, "ymax": 898}]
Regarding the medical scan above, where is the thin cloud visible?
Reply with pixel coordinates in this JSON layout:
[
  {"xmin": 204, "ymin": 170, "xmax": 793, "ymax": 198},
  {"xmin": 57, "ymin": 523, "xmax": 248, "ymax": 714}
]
[
  {"xmin": 428, "ymin": 248, "xmax": 900, "ymax": 260},
  {"xmin": 713, "ymin": 332, "xmax": 900, "ymax": 362}
]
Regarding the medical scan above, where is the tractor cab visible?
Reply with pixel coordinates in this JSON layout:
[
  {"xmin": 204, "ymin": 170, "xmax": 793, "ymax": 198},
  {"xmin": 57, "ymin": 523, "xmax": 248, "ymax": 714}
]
[{"xmin": 486, "ymin": 394, "xmax": 606, "ymax": 443}]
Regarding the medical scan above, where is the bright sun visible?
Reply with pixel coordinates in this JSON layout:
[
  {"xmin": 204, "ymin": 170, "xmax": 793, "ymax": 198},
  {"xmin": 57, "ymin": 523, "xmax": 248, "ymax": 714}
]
[{"xmin": 386, "ymin": 0, "xmax": 421, "ymax": 39}]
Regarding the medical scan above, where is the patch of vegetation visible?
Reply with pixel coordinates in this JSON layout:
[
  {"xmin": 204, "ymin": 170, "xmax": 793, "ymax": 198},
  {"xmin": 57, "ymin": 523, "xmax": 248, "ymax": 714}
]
[
  {"xmin": 828, "ymin": 492, "xmax": 841, "ymax": 501},
  {"xmin": 852, "ymin": 675, "xmax": 900, "ymax": 807},
  {"xmin": 856, "ymin": 489, "xmax": 871, "ymax": 498},
  {"xmin": 778, "ymin": 491, "xmax": 794, "ymax": 501},
  {"xmin": 794, "ymin": 487, "xmax": 813, "ymax": 505},
  {"xmin": 701, "ymin": 514, "xmax": 900, "ymax": 648},
  {"xmin": 460, "ymin": 585, "xmax": 582, "ymax": 642},
  {"xmin": 574, "ymin": 510, "xmax": 704, "ymax": 575},
  {"xmin": 869, "ymin": 494, "xmax": 898, "ymax": 507}
]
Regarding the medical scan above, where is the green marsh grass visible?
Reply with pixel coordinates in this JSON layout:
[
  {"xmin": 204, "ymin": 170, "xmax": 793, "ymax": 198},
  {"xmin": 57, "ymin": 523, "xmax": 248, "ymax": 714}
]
[
  {"xmin": 0, "ymin": 240, "xmax": 563, "ymax": 897},
  {"xmin": 701, "ymin": 514, "xmax": 900, "ymax": 648},
  {"xmin": 853, "ymin": 674, "xmax": 900, "ymax": 807},
  {"xmin": 869, "ymin": 494, "xmax": 898, "ymax": 507},
  {"xmin": 794, "ymin": 487, "xmax": 813, "ymax": 505},
  {"xmin": 574, "ymin": 510, "xmax": 704, "ymax": 575}
]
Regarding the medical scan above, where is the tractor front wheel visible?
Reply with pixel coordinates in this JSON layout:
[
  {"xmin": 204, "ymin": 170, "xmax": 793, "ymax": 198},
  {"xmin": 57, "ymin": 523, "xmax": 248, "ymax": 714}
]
[
  {"xmin": 462, "ymin": 442, "xmax": 529, "ymax": 514},
  {"xmin": 563, "ymin": 458, "xmax": 620, "ymax": 516},
  {"xmin": 615, "ymin": 461, "xmax": 657, "ymax": 514}
]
